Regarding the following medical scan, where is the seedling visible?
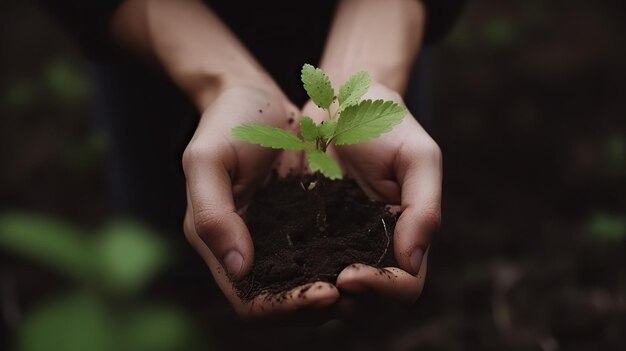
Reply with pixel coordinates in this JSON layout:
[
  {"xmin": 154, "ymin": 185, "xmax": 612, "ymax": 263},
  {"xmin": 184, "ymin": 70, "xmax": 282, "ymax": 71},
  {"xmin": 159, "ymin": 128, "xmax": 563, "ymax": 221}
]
[{"xmin": 231, "ymin": 64, "xmax": 406, "ymax": 230}]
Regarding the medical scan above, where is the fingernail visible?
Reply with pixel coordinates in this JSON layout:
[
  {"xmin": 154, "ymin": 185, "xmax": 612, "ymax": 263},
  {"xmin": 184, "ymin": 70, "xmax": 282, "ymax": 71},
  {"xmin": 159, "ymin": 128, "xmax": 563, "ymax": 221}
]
[
  {"xmin": 410, "ymin": 248, "xmax": 424, "ymax": 274},
  {"xmin": 222, "ymin": 250, "xmax": 243, "ymax": 278}
]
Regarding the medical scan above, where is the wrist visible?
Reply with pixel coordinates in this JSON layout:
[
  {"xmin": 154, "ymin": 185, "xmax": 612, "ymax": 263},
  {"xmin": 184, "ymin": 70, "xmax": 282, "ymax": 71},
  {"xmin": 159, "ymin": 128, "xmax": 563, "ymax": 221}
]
[
  {"xmin": 320, "ymin": 64, "xmax": 410, "ymax": 94},
  {"xmin": 190, "ymin": 61, "xmax": 275, "ymax": 112},
  {"xmin": 318, "ymin": 0, "xmax": 426, "ymax": 94}
]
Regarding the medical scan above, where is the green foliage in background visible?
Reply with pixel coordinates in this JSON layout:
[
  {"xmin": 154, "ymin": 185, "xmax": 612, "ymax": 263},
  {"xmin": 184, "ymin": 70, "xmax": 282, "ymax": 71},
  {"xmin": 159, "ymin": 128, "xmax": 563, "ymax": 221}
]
[
  {"xmin": 443, "ymin": 2, "xmax": 552, "ymax": 53},
  {"xmin": 480, "ymin": 15, "xmax": 518, "ymax": 50},
  {"xmin": 585, "ymin": 212, "xmax": 626, "ymax": 244},
  {"xmin": 0, "ymin": 214, "xmax": 167, "ymax": 294},
  {"xmin": 2, "ymin": 78, "xmax": 37, "ymax": 110},
  {"xmin": 96, "ymin": 220, "xmax": 169, "ymax": 295},
  {"xmin": 121, "ymin": 305, "xmax": 202, "ymax": 351},
  {"xmin": 603, "ymin": 135, "xmax": 625, "ymax": 176},
  {"xmin": 63, "ymin": 132, "xmax": 108, "ymax": 174},
  {"xmin": 17, "ymin": 293, "xmax": 203, "ymax": 351},
  {"xmin": 1, "ymin": 57, "xmax": 90, "ymax": 111},
  {"xmin": 0, "ymin": 213, "xmax": 208, "ymax": 351},
  {"xmin": 44, "ymin": 59, "xmax": 91, "ymax": 105},
  {"xmin": 0, "ymin": 214, "xmax": 94, "ymax": 279},
  {"xmin": 18, "ymin": 293, "xmax": 115, "ymax": 351}
]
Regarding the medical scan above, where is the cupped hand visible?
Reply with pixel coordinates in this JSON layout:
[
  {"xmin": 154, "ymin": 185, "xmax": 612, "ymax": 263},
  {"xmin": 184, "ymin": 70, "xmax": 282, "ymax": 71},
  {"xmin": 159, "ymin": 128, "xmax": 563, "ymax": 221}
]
[
  {"xmin": 300, "ymin": 82, "xmax": 442, "ymax": 316},
  {"xmin": 182, "ymin": 84, "xmax": 338, "ymax": 320}
]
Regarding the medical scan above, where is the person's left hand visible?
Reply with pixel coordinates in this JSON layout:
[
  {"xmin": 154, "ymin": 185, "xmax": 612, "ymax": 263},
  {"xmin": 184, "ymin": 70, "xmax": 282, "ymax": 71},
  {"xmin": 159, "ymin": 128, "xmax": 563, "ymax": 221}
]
[{"xmin": 299, "ymin": 82, "xmax": 442, "ymax": 317}]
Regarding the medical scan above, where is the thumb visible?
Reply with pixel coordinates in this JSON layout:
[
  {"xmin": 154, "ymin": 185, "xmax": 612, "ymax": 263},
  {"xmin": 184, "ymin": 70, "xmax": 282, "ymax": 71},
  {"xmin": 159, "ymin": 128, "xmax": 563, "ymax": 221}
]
[
  {"xmin": 393, "ymin": 143, "xmax": 442, "ymax": 275},
  {"xmin": 183, "ymin": 147, "xmax": 254, "ymax": 281}
]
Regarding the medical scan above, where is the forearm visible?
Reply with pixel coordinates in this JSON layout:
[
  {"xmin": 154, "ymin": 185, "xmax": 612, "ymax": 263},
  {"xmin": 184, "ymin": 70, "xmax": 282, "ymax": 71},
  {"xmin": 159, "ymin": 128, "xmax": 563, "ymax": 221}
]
[
  {"xmin": 110, "ymin": 0, "xmax": 274, "ymax": 110},
  {"xmin": 320, "ymin": 0, "xmax": 426, "ymax": 94}
]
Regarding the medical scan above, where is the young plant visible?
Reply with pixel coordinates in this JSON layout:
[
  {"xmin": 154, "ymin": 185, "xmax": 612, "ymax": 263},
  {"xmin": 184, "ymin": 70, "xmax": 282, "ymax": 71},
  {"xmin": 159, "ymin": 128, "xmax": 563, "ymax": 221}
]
[{"xmin": 231, "ymin": 64, "xmax": 406, "ymax": 229}]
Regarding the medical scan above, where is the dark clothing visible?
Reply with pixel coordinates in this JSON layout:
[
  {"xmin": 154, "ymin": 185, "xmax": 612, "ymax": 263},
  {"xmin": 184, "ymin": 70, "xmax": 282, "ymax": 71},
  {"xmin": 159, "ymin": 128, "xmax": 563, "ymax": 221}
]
[
  {"xmin": 38, "ymin": 0, "xmax": 466, "ymax": 57},
  {"xmin": 39, "ymin": 0, "xmax": 466, "ymax": 105},
  {"xmin": 36, "ymin": 0, "xmax": 464, "ymax": 334},
  {"xmin": 38, "ymin": 0, "xmax": 339, "ymax": 66},
  {"xmin": 37, "ymin": 0, "xmax": 463, "ymax": 230}
]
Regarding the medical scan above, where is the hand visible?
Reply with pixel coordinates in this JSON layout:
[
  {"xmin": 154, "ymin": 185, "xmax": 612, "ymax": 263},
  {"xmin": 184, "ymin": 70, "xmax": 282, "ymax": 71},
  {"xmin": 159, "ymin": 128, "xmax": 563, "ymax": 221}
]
[
  {"xmin": 300, "ymin": 82, "xmax": 442, "ymax": 316},
  {"xmin": 182, "ymin": 84, "xmax": 339, "ymax": 321}
]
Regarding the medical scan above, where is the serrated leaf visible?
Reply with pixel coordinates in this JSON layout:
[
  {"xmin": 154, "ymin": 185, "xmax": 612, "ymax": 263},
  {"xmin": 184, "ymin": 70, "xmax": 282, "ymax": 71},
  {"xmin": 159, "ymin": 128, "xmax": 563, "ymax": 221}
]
[
  {"xmin": 338, "ymin": 71, "xmax": 370, "ymax": 112},
  {"xmin": 318, "ymin": 119, "xmax": 337, "ymax": 140},
  {"xmin": 299, "ymin": 116, "xmax": 318, "ymax": 142},
  {"xmin": 301, "ymin": 64, "xmax": 334, "ymax": 109},
  {"xmin": 231, "ymin": 124, "xmax": 305, "ymax": 150},
  {"xmin": 334, "ymin": 99, "xmax": 406, "ymax": 145},
  {"xmin": 306, "ymin": 150, "xmax": 342, "ymax": 180}
]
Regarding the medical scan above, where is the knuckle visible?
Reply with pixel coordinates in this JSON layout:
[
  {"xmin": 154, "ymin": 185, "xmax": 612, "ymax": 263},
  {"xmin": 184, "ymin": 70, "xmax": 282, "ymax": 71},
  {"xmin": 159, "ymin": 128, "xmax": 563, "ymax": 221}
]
[
  {"xmin": 183, "ymin": 212, "xmax": 197, "ymax": 244},
  {"xmin": 193, "ymin": 208, "xmax": 233, "ymax": 241},
  {"xmin": 183, "ymin": 224, "xmax": 196, "ymax": 245},
  {"xmin": 421, "ymin": 139, "xmax": 442, "ymax": 162},
  {"xmin": 420, "ymin": 207, "xmax": 442, "ymax": 232},
  {"xmin": 182, "ymin": 143, "xmax": 205, "ymax": 171}
]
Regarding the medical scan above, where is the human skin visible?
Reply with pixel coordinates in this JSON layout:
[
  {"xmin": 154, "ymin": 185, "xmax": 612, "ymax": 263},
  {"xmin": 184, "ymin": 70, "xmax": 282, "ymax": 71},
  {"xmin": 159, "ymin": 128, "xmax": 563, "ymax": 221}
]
[
  {"xmin": 110, "ymin": 0, "xmax": 440, "ymax": 320},
  {"xmin": 297, "ymin": 0, "xmax": 442, "ymax": 316},
  {"xmin": 111, "ymin": 0, "xmax": 339, "ymax": 320},
  {"xmin": 300, "ymin": 83, "xmax": 440, "ymax": 317}
]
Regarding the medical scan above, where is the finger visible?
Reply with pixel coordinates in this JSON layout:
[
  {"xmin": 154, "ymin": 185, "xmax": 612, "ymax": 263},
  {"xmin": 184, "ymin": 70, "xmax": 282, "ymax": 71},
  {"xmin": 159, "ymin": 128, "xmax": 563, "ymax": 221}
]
[
  {"xmin": 394, "ymin": 139, "xmax": 442, "ymax": 275},
  {"xmin": 244, "ymin": 282, "xmax": 340, "ymax": 324},
  {"xmin": 335, "ymin": 261, "xmax": 427, "ymax": 304},
  {"xmin": 186, "ymin": 212, "xmax": 339, "ymax": 323},
  {"xmin": 183, "ymin": 148, "xmax": 254, "ymax": 281},
  {"xmin": 184, "ymin": 195, "xmax": 340, "ymax": 323}
]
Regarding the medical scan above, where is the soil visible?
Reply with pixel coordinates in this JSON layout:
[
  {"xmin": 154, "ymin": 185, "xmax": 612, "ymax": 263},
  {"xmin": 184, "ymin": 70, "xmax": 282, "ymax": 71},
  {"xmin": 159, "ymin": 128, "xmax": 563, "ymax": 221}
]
[
  {"xmin": 234, "ymin": 174, "xmax": 399, "ymax": 300},
  {"xmin": 4, "ymin": 1, "xmax": 626, "ymax": 349}
]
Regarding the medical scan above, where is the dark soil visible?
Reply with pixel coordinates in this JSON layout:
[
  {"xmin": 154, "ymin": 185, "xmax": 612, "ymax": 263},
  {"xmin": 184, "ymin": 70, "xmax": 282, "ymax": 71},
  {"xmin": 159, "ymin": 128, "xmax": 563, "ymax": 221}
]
[
  {"xmin": 4, "ymin": 1, "xmax": 626, "ymax": 349},
  {"xmin": 234, "ymin": 175, "xmax": 399, "ymax": 300}
]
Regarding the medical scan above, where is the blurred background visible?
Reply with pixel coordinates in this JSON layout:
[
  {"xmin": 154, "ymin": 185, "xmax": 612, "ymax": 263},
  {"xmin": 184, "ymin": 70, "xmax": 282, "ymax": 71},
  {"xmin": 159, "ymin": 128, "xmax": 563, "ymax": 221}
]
[{"xmin": 1, "ymin": 0, "xmax": 625, "ymax": 350}]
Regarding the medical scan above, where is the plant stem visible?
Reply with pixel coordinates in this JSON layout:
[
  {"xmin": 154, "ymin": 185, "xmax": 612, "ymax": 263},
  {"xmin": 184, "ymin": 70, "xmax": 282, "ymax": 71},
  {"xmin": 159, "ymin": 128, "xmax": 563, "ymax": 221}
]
[{"xmin": 314, "ymin": 171, "xmax": 328, "ymax": 232}]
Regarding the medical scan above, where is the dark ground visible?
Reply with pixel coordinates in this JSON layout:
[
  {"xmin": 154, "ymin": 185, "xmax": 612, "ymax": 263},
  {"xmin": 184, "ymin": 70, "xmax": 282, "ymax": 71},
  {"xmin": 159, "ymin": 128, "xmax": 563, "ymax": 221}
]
[{"xmin": 1, "ymin": 0, "xmax": 625, "ymax": 350}]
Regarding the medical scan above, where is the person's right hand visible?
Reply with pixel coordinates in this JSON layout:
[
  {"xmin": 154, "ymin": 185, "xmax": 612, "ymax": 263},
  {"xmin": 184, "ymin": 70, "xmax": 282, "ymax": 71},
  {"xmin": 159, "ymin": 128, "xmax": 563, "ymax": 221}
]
[{"xmin": 182, "ymin": 84, "xmax": 339, "ymax": 321}]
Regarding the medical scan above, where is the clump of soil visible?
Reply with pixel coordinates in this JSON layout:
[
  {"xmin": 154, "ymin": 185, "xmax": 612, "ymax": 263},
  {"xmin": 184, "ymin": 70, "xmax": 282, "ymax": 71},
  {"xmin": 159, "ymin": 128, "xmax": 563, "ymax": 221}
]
[{"xmin": 234, "ymin": 174, "xmax": 399, "ymax": 300}]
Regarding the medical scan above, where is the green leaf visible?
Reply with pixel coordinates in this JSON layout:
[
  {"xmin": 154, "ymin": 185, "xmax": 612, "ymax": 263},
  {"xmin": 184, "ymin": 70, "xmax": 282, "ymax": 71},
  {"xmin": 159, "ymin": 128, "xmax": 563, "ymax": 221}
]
[
  {"xmin": 318, "ymin": 119, "xmax": 338, "ymax": 140},
  {"xmin": 2, "ymin": 78, "xmax": 37, "ymax": 110},
  {"xmin": 586, "ymin": 213, "xmax": 625, "ymax": 243},
  {"xmin": 338, "ymin": 71, "xmax": 370, "ymax": 112},
  {"xmin": 231, "ymin": 124, "xmax": 306, "ymax": 150},
  {"xmin": 96, "ymin": 220, "xmax": 168, "ymax": 295},
  {"xmin": 299, "ymin": 116, "xmax": 318, "ymax": 142},
  {"xmin": 19, "ymin": 292, "xmax": 116, "ymax": 351},
  {"xmin": 122, "ymin": 306, "xmax": 205, "ymax": 351},
  {"xmin": 301, "ymin": 64, "xmax": 334, "ymax": 109},
  {"xmin": 0, "ymin": 213, "xmax": 94, "ymax": 280},
  {"xmin": 334, "ymin": 99, "xmax": 406, "ymax": 145},
  {"xmin": 44, "ymin": 58, "xmax": 91, "ymax": 106},
  {"xmin": 306, "ymin": 150, "xmax": 342, "ymax": 180}
]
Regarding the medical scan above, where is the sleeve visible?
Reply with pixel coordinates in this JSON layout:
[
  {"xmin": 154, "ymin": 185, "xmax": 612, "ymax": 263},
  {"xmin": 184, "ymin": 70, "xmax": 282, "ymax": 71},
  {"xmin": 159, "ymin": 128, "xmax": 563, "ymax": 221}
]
[
  {"xmin": 35, "ymin": 0, "xmax": 124, "ymax": 59},
  {"xmin": 421, "ymin": 0, "xmax": 468, "ymax": 45}
]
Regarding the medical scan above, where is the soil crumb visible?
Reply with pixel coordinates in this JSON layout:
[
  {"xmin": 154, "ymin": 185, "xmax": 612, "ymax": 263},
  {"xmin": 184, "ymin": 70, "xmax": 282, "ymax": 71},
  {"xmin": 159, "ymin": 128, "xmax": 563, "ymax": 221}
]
[{"xmin": 234, "ymin": 174, "xmax": 398, "ymax": 300}]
